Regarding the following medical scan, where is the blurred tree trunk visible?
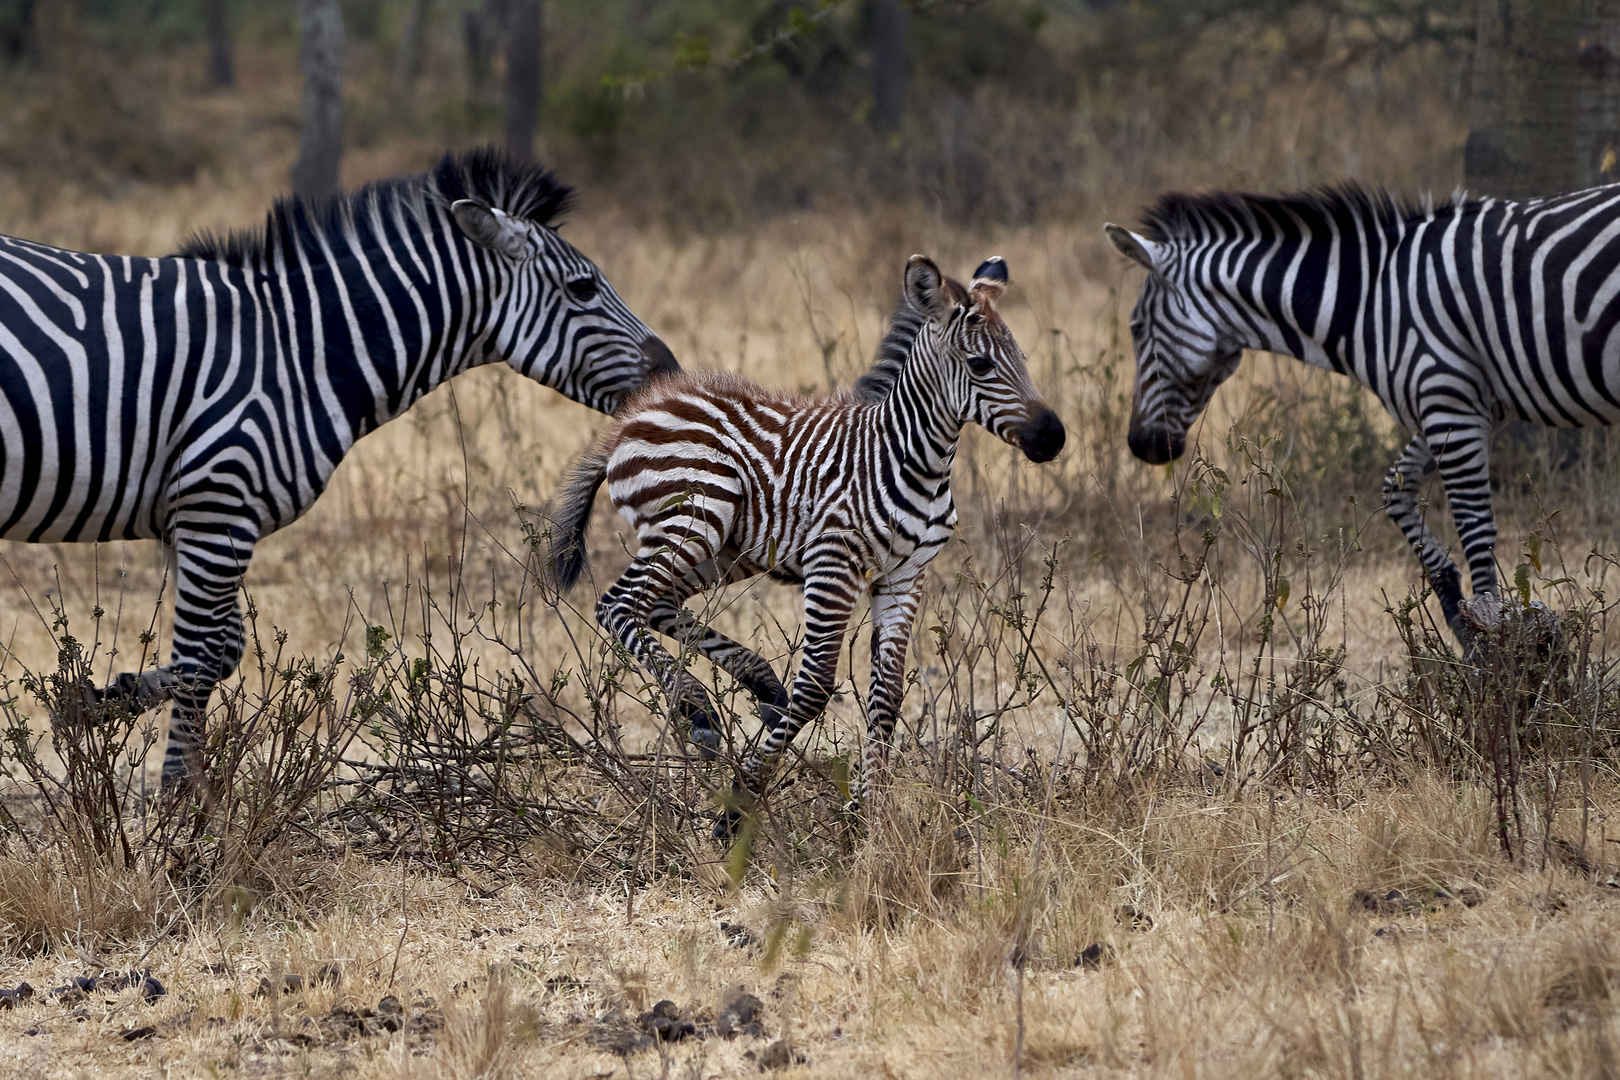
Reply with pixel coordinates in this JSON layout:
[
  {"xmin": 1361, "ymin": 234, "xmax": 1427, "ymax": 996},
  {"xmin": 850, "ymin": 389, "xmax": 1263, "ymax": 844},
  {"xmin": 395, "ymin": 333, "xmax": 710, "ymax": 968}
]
[
  {"xmin": 292, "ymin": 0, "xmax": 344, "ymax": 202},
  {"xmin": 1467, "ymin": 1, "xmax": 1620, "ymax": 472},
  {"xmin": 504, "ymin": 0, "xmax": 542, "ymax": 160},
  {"xmin": 393, "ymin": 0, "xmax": 431, "ymax": 92},
  {"xmin": 202, "ymin": 0, "xmax": 232, "ymax": 87},
  {"xmin": 0, "ymin": 0, "xmax": 36, "ymax": 64},
  {"xmin": 872, "ymin": 0, "xmax": 908, "ymax": 134},
  {"xmin": 1466, "ymin": 0, "xmax": 1620, "ymax": 198}
]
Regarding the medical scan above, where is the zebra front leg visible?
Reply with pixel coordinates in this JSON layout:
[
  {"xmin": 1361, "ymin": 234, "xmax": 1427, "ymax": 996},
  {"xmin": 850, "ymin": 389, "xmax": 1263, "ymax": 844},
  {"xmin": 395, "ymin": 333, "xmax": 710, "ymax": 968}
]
[
  {"xmin": 718, "ymin": 557, "xmax": 860, "ymax": 839},
  {"xmin": 855, "ymin": 582, "xmax": 922, "ymax": 816},
  {"xmin": 162, "ymin": 525, "xmax": 256, "ymax": 790},
  {"xmin": 596, "ymin": 550, "xmax": 725, "ymax": 757},
  {"xmin": 1382, "ymin": 433, "xmax": 1468, "ymax": 635},
  {"xmin": 1424, "ymin": 415, "xmax": 1501, "ymax": 640}
]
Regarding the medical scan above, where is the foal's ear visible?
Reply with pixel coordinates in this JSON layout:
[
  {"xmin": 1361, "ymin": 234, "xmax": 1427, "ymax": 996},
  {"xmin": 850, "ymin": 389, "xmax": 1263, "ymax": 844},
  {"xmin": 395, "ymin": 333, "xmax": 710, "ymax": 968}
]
[
  {"xmin": 451, "ymin": 199, "xmax": 534, "ymax": 261},
  {"xmin": 969, "ymin": 255, "xmax": 1008, "ymax": 304},
  {"xmin": 904, "ymin": 255, "xmax": 950, "ymax": 323}
]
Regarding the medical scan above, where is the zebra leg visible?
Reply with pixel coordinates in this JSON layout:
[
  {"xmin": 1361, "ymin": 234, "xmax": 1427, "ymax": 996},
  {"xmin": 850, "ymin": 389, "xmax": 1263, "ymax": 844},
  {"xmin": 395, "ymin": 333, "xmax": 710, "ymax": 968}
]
[
  {"xmin": 856, "ymin": 582, "xmax": 922, "ymax": 813},
  {"xmin": 595, "ymin": 549, "xmax": 725, "ymax": 757},
  {"xmin": 161, "ymin": 524, "xmax": 256, "ymax": 790},
  {"xmin": 1424, "ymin": 416, "xmax": 1500, "ymax": 633},
  {"xmin": 647, "ymin": 596, "xmax": 789, "ymax": 741},
  {"xmin": 1382, "ymin": 433, "xmax": 1467, "ymax": 633},
  {"xmin": 717, "ymin": 556, "xmax": 860, "ymax": 839}
]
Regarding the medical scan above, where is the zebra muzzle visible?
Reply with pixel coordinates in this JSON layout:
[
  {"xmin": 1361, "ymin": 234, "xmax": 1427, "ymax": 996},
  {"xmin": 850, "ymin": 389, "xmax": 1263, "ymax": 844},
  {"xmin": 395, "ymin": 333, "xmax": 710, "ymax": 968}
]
[
  {"xmin": 640, "ymin": 335, "xmax": 680, "ymax": 378},
  {"xmin": 1127, "ymin": 423, "xmax": 1184, "ymax": 464},
  {"xmin": 1014, "ymin": 408, "xmax": 1066, "ymax": 463}
]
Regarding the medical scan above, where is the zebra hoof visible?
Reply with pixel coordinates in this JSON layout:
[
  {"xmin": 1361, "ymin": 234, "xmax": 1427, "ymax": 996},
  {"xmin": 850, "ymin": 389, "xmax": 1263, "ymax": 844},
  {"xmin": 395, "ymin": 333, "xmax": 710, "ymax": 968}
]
[
  {"xmin": 689, "ymin": 724, "xmax": 721, "ymax": 761},
  {"xmin": 712, "ymin": 808, "xmax": 743, "ymax": 840}
]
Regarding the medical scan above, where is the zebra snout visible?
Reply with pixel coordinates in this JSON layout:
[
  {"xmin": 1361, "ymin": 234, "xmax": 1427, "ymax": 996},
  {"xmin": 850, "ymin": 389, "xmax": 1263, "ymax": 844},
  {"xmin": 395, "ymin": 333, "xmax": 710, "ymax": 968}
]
[
  {"xmin": 640, "ymin": 335, "xmax": 680, "ymax": 378},
  {"xmin": 1015, "ymin": 408, "xmax": 1066, "ymax": 463},
  {"xmin": 1127, "ymin": 423, "xmax": 1184, "ymax": 464}
]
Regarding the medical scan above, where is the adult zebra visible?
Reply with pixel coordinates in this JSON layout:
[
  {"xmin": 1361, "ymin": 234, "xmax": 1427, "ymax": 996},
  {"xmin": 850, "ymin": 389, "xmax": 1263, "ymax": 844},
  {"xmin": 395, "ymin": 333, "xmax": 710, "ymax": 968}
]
[
  {"xmin": 1104, "ymin": 184, "xmax": 1620, "ymax": 641},
  {"xmin": 549, "ymin": 255, "xmax": 1064, "ymax": 833},
  {"xmin": 0, "ymin": 147, "xmax": 676, "ymax": 787}
]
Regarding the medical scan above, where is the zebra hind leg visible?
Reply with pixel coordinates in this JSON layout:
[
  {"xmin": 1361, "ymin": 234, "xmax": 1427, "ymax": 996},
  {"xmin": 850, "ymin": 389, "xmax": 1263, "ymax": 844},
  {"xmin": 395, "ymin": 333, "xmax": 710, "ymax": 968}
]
[
  {"xmin": 596, "ymin": 558, "xmax": 726, "ymax": 759},
  {"xmin": 1382, "ymin": 434, "xmax": 1467, "ymax": 635},
  {"xmin": 648, "ymin": 597, "xmax": 790, "ymax": 751}
]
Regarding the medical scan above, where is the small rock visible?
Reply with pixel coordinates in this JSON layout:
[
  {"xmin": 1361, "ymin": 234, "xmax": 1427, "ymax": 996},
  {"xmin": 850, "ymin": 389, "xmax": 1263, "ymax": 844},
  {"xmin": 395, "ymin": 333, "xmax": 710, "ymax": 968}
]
[
  {"xmin": 717, "ymin": 988, "xmax": 764, "ymax": 1039},
  {"xmin": 377, "ymin": 995, "xmax": 402, "ymax": 1016},
  {"xmin": 140, "ymin": 976, "xmax": 166, "ymax": 1002},
  {"xmin": 1076, "ymin": 942, "xmax": 1116, "ymax": 970},
  {"xmin": 545, "ymin": 974, "xmax": 586, "ymax": 994},
  {"xmin": 315, "ymin": 964, "xmax": 343, "ymax": 986},
  {"xmin": 750, "ymin": 1039, "xmax": 806, "ymax": 1071},
  {"xmin": 122, "ymin": 1025, "xmax": 158, "ymax": 1042}
]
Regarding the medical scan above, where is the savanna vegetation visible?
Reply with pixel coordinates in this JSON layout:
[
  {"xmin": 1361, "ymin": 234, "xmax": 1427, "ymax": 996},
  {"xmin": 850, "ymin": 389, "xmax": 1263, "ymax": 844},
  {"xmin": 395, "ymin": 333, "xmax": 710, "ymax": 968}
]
[{"xmin": 1, "ymin": 2, "xmax": 1619, "ymax": 1077}]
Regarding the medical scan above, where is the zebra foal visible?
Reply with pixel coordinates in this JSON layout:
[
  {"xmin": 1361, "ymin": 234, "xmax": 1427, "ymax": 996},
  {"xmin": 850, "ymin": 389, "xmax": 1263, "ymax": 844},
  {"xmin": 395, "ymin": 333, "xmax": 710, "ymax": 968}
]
[
  {"xmin": 0, "ymin": 148, "xmax": 675, "ymax": 787},
  {"xmin": 550, "ymin": 255, "xmax": 1065, "ymax": 833},
  {"xmin": 1106, "ymin": 184, "xmax": 1620, "ymax": 641}
]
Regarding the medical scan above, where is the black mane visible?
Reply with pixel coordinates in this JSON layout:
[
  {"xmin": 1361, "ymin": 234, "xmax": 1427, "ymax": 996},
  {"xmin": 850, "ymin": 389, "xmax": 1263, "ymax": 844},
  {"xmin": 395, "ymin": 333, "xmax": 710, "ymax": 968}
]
[
  {"xmin": 1138, "ymin": 183, "xmax": 1469, "ymax": 245},
  {"xmin": 175, "ymin": 147, "xmax": 574, "ymax": 267},
  {"xmin": 853, "ymin": 298, "xmax": 928, "ymax": 404},
  {"xmin": 853, "ymin": 274, "xmax": 972, "ymax": 403}
]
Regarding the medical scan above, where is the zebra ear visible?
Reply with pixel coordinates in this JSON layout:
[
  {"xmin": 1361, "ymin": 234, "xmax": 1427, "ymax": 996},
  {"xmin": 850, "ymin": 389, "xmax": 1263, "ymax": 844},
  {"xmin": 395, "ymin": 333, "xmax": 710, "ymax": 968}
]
[
  {"xmin": 904, "ymin": 255, "xmax": 950, "ymax": 322},
  {"xmin": 451, "ymin": 199, "xmax": 533, "ymax": 261},
  {"xmin": 1104, "ymin": 224, "xmax": 1165, "ymax": 273},
  {"xmin": 970, "ymin": 255, "xmax": 1008, "ymax": 304}
]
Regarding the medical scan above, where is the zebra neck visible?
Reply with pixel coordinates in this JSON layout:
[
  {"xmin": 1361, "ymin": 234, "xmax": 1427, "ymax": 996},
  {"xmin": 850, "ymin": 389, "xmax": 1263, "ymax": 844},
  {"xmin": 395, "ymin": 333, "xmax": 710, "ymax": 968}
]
[
  {"xmin": 877, "ymin": 355, "xmax": 964, "ymax": 482},
  {"xmin": 308, "ymin": 241, "xmax": 504, "ymax": 442}
]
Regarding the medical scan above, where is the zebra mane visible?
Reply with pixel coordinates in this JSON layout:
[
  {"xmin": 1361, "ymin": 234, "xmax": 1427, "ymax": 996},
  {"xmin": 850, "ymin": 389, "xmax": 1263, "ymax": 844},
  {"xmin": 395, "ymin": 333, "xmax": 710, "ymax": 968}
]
[
  {"xmin": 176, "ymin": 147, "xmax": 575, "ymax": 267},
  {"xmin": 853, "ymin": 275, "xmax": 969, "ymax": 404},
  {"xmin": 1138, "ymin": 183, "xmax": 1469, "ymax": 245}
]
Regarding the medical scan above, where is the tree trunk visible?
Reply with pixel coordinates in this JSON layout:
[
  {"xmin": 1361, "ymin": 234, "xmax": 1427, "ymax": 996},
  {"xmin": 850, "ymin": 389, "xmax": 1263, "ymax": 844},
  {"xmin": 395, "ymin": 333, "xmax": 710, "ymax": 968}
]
[
  {"xmin": 1465, "ymin": 0, "xmax": 1620, "ymax": 199},
  {"xmin": 202, "ymin": 0, "xmax": 233, "ymax": 87},
  {"xmin": 393, "ymin": 0, "xmax": 431, "ymax": 93},
  {"xmin": 504, "ymin": 0, "xmax": 542, "ymax": 160},
  {"xmin": 872, "ymin": 0, "xmax": 908, "ymax": 135},
  {"xmin": 292, "ymin": 0, "xmax": 344, "ymax": 202}
]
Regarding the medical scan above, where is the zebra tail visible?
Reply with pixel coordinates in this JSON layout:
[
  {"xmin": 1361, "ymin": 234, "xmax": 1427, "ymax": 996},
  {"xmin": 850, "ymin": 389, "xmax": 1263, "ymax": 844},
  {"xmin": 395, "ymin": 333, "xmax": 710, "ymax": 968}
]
[{"xmin": 549, "ymin": 444, "xmax": 608, "ymax": 592}]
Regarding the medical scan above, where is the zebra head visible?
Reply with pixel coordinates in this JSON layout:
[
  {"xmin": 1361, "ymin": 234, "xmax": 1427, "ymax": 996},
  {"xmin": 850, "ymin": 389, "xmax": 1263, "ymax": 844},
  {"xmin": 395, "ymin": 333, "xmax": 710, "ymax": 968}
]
[
  {"xmin": 905, "ymin": 254, "xmax": 1066, "ymax": 463},
  {"xmin": 1104, "ymin": 223, "xmax": 1243, "ymax": 464},
  {"xmin": 450, "ymin": 199, "xmax": 678, "ymax": 413}
]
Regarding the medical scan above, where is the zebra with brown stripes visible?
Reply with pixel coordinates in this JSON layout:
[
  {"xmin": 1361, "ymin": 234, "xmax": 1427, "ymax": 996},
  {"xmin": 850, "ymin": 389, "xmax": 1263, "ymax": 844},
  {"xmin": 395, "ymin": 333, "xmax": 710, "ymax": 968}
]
[{"xmin": 549, "ymin": 255, "xmax": 1065, "ymax": 832}]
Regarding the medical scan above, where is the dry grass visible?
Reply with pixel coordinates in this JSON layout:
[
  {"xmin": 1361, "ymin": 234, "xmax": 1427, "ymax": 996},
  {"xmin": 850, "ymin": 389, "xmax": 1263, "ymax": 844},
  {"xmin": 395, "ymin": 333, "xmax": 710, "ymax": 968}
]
[{"xmin": 1, "ymin": 34, "xmax": 1620, "ymax": 1080}]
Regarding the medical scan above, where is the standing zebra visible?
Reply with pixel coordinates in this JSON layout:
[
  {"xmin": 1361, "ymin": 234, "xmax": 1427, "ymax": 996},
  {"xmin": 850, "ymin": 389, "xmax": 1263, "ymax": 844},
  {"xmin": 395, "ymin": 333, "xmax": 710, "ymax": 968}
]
[
  {"xmin": 1105, "ymin": 184, "xmax": 1620, "ymax": 641},
  {"xmin": 549, "ymin": 255, "xmax": 1064, "ymax": 832},
  {"xmin": 0, "ymin": 148, "xmax": 676, "ymax": 787}
]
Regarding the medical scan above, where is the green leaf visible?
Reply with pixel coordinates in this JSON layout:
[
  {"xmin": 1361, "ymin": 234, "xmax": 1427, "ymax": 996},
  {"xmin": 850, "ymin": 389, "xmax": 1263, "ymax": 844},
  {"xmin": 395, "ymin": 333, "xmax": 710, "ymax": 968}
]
[
  {"xmin": 1515, "ymin": 562, "xmax": 1531, "ymax": 608},
  {"xmin": 1526, "ymin": 530, "xmax": 1542, "ymax": 573},
  {"xmin": 1275, "ymin": 576, "xmax": 1290, "ymax": 610}
]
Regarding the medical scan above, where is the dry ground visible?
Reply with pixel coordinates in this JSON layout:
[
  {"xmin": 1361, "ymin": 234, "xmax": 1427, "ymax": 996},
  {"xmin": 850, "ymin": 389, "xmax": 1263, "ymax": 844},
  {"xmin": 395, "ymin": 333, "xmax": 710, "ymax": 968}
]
[{"xmin": 1, "ymin": 114, "xmax": 1620, "ymax": 1078}]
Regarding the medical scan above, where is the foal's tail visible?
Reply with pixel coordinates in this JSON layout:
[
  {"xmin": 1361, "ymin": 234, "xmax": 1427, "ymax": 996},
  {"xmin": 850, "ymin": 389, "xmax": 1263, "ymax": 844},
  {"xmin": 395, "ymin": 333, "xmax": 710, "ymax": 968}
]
[{"xmin": 548, "ymin": 444, "xmax": 608, "ymax": 592}]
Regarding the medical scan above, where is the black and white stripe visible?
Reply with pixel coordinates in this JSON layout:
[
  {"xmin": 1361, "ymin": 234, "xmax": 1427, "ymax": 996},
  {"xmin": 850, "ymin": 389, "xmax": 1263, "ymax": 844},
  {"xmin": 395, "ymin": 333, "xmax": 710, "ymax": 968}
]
[
  {"xmin": 0, "ymin": 147, "xmax": 676, "ymax": 785},
  {"xmin": 549, "ymin": 255, "xmax": 1064, "ymax": 832},
  {"xmin": 1106, "ymin": 184, "xmax": 1620, "ymax": 638}
]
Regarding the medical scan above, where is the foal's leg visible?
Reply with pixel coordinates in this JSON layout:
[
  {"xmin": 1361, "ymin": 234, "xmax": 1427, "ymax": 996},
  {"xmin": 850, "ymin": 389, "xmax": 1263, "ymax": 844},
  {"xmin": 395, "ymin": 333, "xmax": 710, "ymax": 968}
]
[
  {"xmin": 715, "ymin": 552, "xmax": 863, "ymax": 838},
  {"xmin": 596, "ymin": 546, "xmax": 725, "ymax": 756},
  {"xmin": 858, "ymin": 580, "xmax": 923, "ymax": 809},
  {"xmin": 647, "ymin": 548, "xmax": 789, "ymax": 751}
]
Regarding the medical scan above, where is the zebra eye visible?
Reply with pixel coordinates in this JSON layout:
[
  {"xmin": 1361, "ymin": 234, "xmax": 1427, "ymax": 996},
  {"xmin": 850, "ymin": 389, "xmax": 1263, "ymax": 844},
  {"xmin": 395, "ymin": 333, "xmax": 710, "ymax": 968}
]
[
  {"xmin": 966, "ymin": 354, "xmax": 995, "ymax": 377},
  {"xmin": 566, "ymin": 276, "xmax": 599, "ymax": 302}
]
